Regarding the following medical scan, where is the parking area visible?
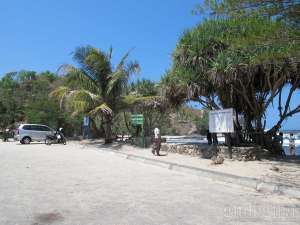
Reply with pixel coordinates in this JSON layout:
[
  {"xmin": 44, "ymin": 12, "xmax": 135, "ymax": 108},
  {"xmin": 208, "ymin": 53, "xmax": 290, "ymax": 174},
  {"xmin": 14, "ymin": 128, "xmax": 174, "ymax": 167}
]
[{"xmin": 0, "ymin": 141, "xmax": 299, "ymax": 225}]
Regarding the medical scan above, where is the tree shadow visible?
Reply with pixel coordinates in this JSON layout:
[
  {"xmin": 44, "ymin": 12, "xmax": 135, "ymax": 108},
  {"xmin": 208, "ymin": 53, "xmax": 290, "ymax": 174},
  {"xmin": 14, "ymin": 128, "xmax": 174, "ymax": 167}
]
[
  {"xmin": 156, "ymin": 153, "xmax": 168, "ymax": 156},
  {"xmin": 83, "ymin": 140, "xmax": 128, "ymax": 151},
  {"xmin": 15, "ymin": 142, "xmax": 45, "ymax": 146},
  {"xmin": 261, "ymin": 156, "xmax": 300, "ymax": 166}
]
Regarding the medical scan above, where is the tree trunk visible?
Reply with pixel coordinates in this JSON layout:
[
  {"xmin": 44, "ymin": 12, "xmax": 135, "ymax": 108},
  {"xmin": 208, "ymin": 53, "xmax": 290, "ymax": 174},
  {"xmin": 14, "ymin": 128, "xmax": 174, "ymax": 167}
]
[
  {"xmin": 104, "ymin": 119, "xmax": 113, "ymax": 144},
  {"xmin": 225, "ymin": 133, "xmax": 232, "ymax": 159},
  {"xmin": 123, "ymin": 112, "xmax": 131, "ymax": 133},
  {"xmin": 90, "ymin": 118, "xmax": 103, "ymax": 138}
]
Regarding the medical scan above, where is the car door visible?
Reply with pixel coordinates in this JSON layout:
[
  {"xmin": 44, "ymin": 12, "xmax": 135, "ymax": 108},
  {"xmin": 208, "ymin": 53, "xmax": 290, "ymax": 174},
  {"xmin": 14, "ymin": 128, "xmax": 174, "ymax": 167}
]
[
  {"xmin": 40, "ymin": 126, "xmax": 52, "ymax": 140},
  {"xmin": 30, "ymin": 125, "xmax": 44, "ymax": 141},
  {"xmin": 21, "ymin": 125, "xmax": 33, "ymax": 140}
]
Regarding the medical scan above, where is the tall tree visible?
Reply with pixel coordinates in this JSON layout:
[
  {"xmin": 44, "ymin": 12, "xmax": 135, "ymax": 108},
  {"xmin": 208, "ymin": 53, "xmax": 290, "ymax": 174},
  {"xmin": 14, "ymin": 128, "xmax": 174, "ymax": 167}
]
[
  {"xmin": 195, "ymin": 0, "xmax": 300, "ymax": 29},
  {"xmin": 163, "ymin": 16, "xmax": 300, "ymax": 151},
  {"xmin": 0, "ymin": 72, "xmax": 21, "ymax": 129},
  {"xmin": 50, "ymin": 46, "xmax": 140, "ymax": 143},
  {"xmin": 0, "ymin": 70, "xmax": 80, "ymax": 135},
  {"xmin": 126, "ymin": 79, "xmax": 168, "ymax": 136}
]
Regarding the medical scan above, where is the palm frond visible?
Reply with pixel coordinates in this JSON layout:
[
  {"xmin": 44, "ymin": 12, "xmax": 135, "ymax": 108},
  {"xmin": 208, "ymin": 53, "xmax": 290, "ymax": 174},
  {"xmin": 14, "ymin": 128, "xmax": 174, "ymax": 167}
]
[
  {"xmin": 106, "ymin": 70, "xmax": 127, "ymax": 94},
  {"xmin": 68, "ymin": 89, "xmax": 100, "ymax": 103},
  {"xmin": 50, "ymin": 87, "xmax": 101, "ymax": 113},
  {"xmin": 106, "ymin": 54, "xmax": 140, "ymax": 95},
  {"xmin": 84, "ymin": 49, "xmax": 112, "ymax": 81},
  {"xmin": 89, "ymin": 103, "xmax": 113, "ymax": 117},
  {"xmin": 72, "ymin": 46, "xmax": 94, "ymax": 66},
  {"xmin": 126, "ymin": 60, "xmax": 141, "ymax": 75},
  {"xmin": 72, "ymin": 46, "xmax": 111, "ymax": 84},
  {"xmin": 116, "ymin": 48, "xmax": 137, "ymax": 71},
  {"xmin": 121, "ymin": 94, "xmax": 165, "ymax": 108},
  {"xmin": 58, "ymin": 64, "xmax": 100, "ymax": 93},
  {"xmin": 70, "ymin": 100, "xmax": 91, "ymax": 114},
  {"xmin": 107, "ymin": 46, "xmax": 113, "ymax": 61},
  {"xmin": 49, "ymin": 86, "xmax": 70, "ymax": 109}
]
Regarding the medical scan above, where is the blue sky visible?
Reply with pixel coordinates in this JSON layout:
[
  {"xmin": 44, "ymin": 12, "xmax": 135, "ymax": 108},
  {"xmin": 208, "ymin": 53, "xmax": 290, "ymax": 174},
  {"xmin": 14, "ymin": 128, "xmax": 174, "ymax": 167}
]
[
  {"xmin": 0, "ymin": 0, "xmax": 201, "ymax": 79},
  {"xmin": 0, "ymin": 0, "xmax": 299, "ymax": 129}
]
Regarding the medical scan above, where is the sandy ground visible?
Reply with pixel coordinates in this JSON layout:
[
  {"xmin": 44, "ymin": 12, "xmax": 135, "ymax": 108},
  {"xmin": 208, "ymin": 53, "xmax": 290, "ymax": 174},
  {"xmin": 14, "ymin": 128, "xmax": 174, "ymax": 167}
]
[
  {"xmin": 0, "ymin": 141, "xmax": 300, "ymax": 225},
  {"xmin": 81, "ymin": 141, "xmax": 300, "ymax": 187}
]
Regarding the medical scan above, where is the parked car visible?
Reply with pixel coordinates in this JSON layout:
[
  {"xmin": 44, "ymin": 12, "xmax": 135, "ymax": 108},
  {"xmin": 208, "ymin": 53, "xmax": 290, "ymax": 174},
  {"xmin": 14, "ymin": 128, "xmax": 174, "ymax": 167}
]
[{"xmin": 15, "ymin": 124, "xmax": 54, "ymax": 144}]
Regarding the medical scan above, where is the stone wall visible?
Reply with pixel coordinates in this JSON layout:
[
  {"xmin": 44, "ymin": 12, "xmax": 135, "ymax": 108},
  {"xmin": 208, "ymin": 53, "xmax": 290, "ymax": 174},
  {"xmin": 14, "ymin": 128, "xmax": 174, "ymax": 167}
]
[
  {"xmin": 161, "ymin": 143, "xmax": 267, "ymax": 161},
  {"xmin": 217, "ymin": 146, "xmax": 264, "ymax": 161},
  {"xmin": 161, "ymin": 143, "xmax": 214, "ymax": 158}
]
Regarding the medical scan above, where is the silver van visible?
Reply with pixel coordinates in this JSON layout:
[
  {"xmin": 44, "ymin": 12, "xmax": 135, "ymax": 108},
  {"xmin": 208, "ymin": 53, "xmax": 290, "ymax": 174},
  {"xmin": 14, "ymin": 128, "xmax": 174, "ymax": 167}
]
[{"xmin": 15, "ymin": 124, "xmax": 54, "ymax": 144}]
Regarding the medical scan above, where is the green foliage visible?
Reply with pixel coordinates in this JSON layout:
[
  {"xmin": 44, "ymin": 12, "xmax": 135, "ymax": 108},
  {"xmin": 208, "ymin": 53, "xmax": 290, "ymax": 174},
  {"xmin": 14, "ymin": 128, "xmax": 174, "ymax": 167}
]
[
  {"xmin": 196, "ymin": 110, "xmax": 209, "ymax": 135},
  {"xmin": 176, "ymin": 106, "xmax": 203, "ymax": 122},
  {"xmin": 174, "ymin": 17, "xmax": 299, "ymax": 73},
  {"xmin": 51, "ymin": 46, "xmax": 140, "ymax": 142},
  {"xmin": 0, "ymin": 71, "xmax": 82, "ymax": 135},
  {"xmin": 195, "ymin": 0, "xmax": 300, "ymax": 29},
  {"xmin": 0, "ymin": 73, "xmax": 21, "ymax": 129},
  {"xmin": 112, "ymin": 112, "xmax": 130, "ymax": 136},
  {"xmin": 126, "ymin": 79, "xmax": 170, "ymax": 136},
  {"xmin": 165, "ymin": 15, "xmax": 300, "ymax": 142},
  {"xmin": 129, "ymin": 79, "xmax": 158, "ymax": 96}
]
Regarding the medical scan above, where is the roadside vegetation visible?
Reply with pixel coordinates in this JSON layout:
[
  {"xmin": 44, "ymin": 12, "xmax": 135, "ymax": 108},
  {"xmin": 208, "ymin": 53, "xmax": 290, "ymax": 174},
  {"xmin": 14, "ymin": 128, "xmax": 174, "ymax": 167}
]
[
  {"xmin": 0, "ymin": 71, "xmax": 82, "ymax": 136},
  {"xmin": 162, "ymin": 1, "xmax": 300, "ymax": 153},
  {"xmin": 1, "ymin": 0, "xmax": 299, "ymax": 154}
]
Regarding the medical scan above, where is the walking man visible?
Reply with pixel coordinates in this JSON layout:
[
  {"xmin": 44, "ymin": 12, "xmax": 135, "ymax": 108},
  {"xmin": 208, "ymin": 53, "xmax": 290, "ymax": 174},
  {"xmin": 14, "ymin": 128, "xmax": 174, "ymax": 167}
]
[
  {"xmin": 274, "ymin": 132, "xmax": 285, "ymax": 157},
  {"xmin": 289, "ymin": 133, "xmax": 296, "ymax": 157},
  {"xmin": 152, "ymin": 127, "xmax": 161, "ymax": 156},
  {"xmin": 2, "ymin": 128, "xmax": 9, "ymax": 142}
]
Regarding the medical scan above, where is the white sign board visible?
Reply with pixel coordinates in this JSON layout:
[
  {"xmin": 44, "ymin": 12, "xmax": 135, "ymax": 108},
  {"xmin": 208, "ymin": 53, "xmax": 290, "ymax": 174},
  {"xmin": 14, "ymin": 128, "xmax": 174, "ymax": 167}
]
[
  {"xmin": 83, "ymin": 116, "xmax": 90, "ymax": 126},
  {"xmin": 209, "ymin": 108, "xmax": 234, "ymax": 133}
]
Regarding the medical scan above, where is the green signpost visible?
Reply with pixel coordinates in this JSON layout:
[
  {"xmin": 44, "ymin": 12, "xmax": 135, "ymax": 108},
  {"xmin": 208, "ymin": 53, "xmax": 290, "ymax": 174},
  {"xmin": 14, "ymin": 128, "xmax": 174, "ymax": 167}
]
[{"xmin": 130, "ymin": 114, "xmax": 145, "ymax": 147}]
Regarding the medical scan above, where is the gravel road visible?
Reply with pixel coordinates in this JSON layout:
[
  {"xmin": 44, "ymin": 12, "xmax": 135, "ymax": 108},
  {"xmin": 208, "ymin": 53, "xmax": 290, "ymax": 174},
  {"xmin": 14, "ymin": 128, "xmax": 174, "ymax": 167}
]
[{"xmin": 0, "ymin": 141, "xmax": 299, "ymax": 225}]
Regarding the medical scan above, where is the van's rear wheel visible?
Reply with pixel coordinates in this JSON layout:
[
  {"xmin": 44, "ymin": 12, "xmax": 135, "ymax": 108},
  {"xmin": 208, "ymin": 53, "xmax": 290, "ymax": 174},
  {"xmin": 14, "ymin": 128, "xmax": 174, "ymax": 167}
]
[
  {"xmin": 22, "ymin": 137, "xmax": 31, "ymax": 144},
  {"xmin": 45, "ymin": 138, "xmax": 52, "ymax": 145}
]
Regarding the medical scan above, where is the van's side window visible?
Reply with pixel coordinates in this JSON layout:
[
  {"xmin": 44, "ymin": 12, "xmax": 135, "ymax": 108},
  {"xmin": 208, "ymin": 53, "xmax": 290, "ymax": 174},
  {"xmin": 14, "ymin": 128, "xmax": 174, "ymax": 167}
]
[
  {"xmin": 23, "ymin": 125, "xmax": 32, "ymax": 130},
  {"xmin": 41, "ymin": 126, "xmax": 51, "ymax": 131},
  {"xmin": 31, "ymin": 125, "xmax": 43, "ymax": 131}
]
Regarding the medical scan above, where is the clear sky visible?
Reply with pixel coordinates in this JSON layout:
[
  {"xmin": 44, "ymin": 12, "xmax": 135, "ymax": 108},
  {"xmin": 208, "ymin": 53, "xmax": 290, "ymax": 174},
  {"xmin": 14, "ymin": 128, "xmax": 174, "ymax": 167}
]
[
  {"xmin": 0, "ymin": 0, "xmax": 299, "ymax": 130},
  {"xmin": 0, "ymin": 0, "xmax": 201, "ymax": 79}
]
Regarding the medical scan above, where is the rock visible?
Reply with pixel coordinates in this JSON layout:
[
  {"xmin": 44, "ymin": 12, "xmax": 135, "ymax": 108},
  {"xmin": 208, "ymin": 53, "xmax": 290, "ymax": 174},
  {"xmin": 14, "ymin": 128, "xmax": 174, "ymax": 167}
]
[
  {"xmin": 270, "ymin": 166, "xmax": 280, "ymax": 172},
  {"xmin": 211, "ymin": 155, "xmax": 224, "ymax": 165}
]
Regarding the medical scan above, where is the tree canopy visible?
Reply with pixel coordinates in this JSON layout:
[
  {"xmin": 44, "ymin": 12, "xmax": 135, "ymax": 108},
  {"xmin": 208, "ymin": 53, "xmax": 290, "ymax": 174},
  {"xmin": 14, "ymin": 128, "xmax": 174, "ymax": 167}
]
[
  {"xmin": 163, "ymin": 16, "xmax": 300, "ymax": 148},
  {"xmin": 195, "ymin": 0, "xmax": 300, "ymax": 29},
  {"xmin": 0, "ymin": 71, "xmax": 81, "ymax": 135},
  {"xmin": 50, "ymin": 46, "xmax": 140, "ymax": 143}
]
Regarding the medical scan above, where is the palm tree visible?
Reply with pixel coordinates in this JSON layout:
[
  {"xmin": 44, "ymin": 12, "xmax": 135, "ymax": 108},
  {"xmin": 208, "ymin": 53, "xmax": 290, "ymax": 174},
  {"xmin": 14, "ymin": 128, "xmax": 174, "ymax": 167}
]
[{"xmin": 50, "ymin": 46, "xmax": 140, "ymax": 143}]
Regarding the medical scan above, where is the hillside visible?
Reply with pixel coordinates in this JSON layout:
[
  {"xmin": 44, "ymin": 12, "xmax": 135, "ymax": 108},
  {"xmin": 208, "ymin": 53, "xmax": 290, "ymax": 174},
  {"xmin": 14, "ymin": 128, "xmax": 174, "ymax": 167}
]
[{"xmin": 169, "ymin": 107, "xmax": 204, "ymax": 135}]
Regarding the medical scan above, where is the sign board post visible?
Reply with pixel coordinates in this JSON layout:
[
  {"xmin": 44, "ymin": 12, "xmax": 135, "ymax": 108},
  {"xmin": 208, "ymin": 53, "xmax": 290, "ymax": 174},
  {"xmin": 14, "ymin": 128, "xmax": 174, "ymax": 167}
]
[{"xmin": 130, "ymin": 114, "xmax": 145, "ymax": 148}]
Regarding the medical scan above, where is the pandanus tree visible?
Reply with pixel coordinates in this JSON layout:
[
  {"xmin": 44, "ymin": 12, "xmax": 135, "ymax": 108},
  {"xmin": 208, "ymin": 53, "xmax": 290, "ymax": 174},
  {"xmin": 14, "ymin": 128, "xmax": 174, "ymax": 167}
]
[
  {"xmin": 163, "ymin": 16, "xmax": 300, "ymax": 151},
  {"xmin": 195, "ymin": 0, "xmax": 300, "ymax": 29},
  {"xmin": 50, "ymin": 46, "xmax": 140, "ymax": 143}
]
